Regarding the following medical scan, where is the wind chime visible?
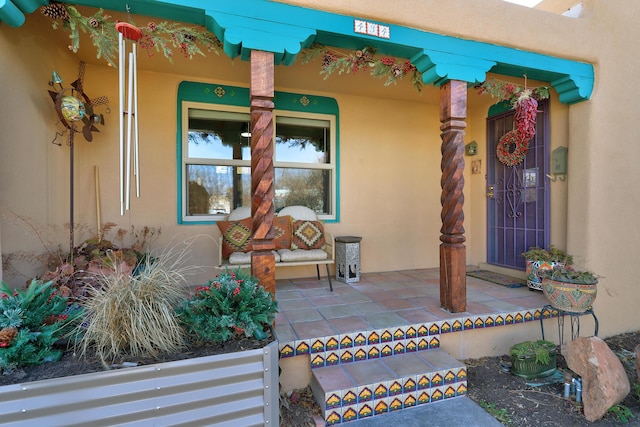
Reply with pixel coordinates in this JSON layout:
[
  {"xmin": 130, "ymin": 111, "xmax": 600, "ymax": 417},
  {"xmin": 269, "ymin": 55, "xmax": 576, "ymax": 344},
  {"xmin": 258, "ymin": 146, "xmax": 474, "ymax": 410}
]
[{"xmin": 116, "ymin": 20, "xmax": 143, "ymax": 215}]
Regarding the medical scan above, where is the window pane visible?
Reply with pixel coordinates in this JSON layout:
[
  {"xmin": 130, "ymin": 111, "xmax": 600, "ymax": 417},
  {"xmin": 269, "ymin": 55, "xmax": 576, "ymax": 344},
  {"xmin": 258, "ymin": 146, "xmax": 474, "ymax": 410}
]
[
  {"xmin": 275, "ymin": 168, "xmax": 332, "ymax": 215},
  {"xmin": 186, "ymin": 164, "xmax": 251, "ymax": 215},
  {"xmin": 276, "ymin": 117, "xmax": 329, "ymax": 164},
  {"xmin": 188, "ymin": 109, "xmax": 251, "ymax": 160}
]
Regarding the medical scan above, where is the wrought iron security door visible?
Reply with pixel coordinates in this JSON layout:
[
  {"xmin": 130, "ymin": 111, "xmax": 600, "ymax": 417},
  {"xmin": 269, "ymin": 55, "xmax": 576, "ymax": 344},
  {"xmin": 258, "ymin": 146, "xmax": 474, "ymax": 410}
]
[{"xmin": 486, "ymin": 100, "xmax": 550, "ymax": 270}]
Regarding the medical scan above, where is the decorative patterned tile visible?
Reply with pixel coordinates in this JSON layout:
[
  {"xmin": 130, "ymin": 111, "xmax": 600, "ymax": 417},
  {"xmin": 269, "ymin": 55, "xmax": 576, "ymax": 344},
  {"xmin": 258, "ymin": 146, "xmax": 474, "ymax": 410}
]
[
  {"xmin": 325, "ymin": 409, "xmax": 341, "ymax": 426},
  {"xmin": 310, "ymin": 353, "xmax": 325, "ymax": 368},
  {"xmin": 393, "ymin": 341, "xmax": 405, "ymax": 355},
  {"xmin": 484, "ymin": 315, "xmax": 495, "ymax": 327},
  {"xmin": 311, "ymin": 338, "xmax": 325, "ymax": 353},
  {"xmin": 341, "ymin": 405, "xmax": 358, "ymax": 423},
  {"xmin": 452, "ymin": 319, "xmax": 463, "ymax": 332},
  {"xmin": 417, "ymin": 337, "xmax": 430, "ymax": 351},
  {"xmin": 342, "ymin": 389, "xmax": 358, "ymax": 407},
  {"xmin": 380, "ymin": 329, "xmax": 393, "ymax": 343},
  {"xmin": 431, "ymin": 386, "xmax": 444, "ymax": 402},
  {"xmin": 381, "ymin": 344, "xmax": 394, "ymax": 357},
  {"xmin": 357, "ymin": 402, "xmax": 374, "ymax": 419},
  {"xmin": 403, "ymin": 376, "xmax": 417, "ymax": 393},
  {"xmin": 325, "ymin": 391, "xmax": 342, "ymax": 410},
  {"xmin": 373, "ymin": 381, "xmax": 389, "ymax": 399},
  {"xmin": 428, "ymin": 322, "xmax": 441, "ymax": 335},
  {"xmin": 340, "ymin": 333, "xmax": 354, "ymax": 349},
  {"xmin": 444, "ymin": 385, "xmax": 457, "ymax": 399},
  {"xmin": 354, "ymin": 347, "xmax": 368, "ymax": 362},
  {"xmin": 431, "ymin": 372, "xmax": 444, "ymax": 387},
  {"xmin": 393, "ymin": 327, "xmax": 406, "ymax": 340},
  {"xmin": 354, "ymin": 332, "xmax": 367, "ymax": 346},
  {"xmin": 463, "ymin": 317, "xmax": 474, "ymax": 330},
  {"xmin": 358, "ymin": 385, "xmax": 374, "ymax": 403},
  {"xmin": 457, "ymin": 367, "xmax": 468, "ymax": 382},
  {"xmin": 389, "ymin": 395, "xmax": 404, "ymax": 411},
  {"xmin": 429, "ymin": 336, "xmax": 440, "ymax": 349},
  {"xmin": 495, "ymin": 314, "xmax": 505, "ymax": 326},
  {"xmin": 417, "ymin": 373, "xmax": 431, "ymax": 390},
  {"xmin": 457, "ymin": 382, "xmax": 468, "ymax": 396},
  {"xmin": 417, "ymin": 389, "xmax": 431, "ymax": 405},
  {"xmin": 326, "ymin": 352, "xmax": 340, "ymax": 366},
  {"xmin": 406, "ymin": 339, "xmax": 417, "ymax": 353},
  {"xmin": 440, "ymin": 321, "xmax": 452, "ymax": 334},
  {"xmin": 326, "ymin": 336, "xmax": 340, "ymax": 351},
  {"xmin": 340, "ymin": 349, "xmax": 355, "ymax": 364},
  {"xmin": 368, "ymin": 330, "xmax": 380, "ymax": 345},
  {"xmin": 368, "ymin": 345, "xmax": 381, "ymax": 360},
  {"xmin": 373, "ymin": 397, "xmax": 389, "ymax": 416},
  {"xmin": 474, "ymin": 316, "xmax": 485, "ymax": 329},
  {"xmin": 295, "ymin": 339, "xmax": 310, "ymax": 356},
  {"xmin": 405, "ymin": 325, "xmax": 417, "ymax": 339},
  {"xmin": 444, "ymin": 369, "xmax": 457, "ymax": 384},
  {"xmin": 280, "ymin": 343, "xmax": 295, "ymax": 358},
  {"xmin": 388, "ymin": 379, "xmax": 403, "ymax": 397},
  {"xmin": 403, "ymin": 391, "xmax": 417, "ymax": 408}
]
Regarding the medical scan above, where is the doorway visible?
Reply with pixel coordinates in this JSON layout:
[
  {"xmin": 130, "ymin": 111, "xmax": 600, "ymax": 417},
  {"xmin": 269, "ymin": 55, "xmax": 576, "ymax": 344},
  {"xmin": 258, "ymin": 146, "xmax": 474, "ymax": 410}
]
[{"xmin": 486, "ymin": 100, "xmax": 550, "ymax": 270}]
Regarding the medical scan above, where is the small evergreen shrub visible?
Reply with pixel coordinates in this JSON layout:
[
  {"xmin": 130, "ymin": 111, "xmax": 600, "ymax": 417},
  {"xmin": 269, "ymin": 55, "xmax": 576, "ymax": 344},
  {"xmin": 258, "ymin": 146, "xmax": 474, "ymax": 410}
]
[
  {"xmin": 0, "ymin": 280, "xmax": 81, "ymax": 371},
  {"xmin": 178, "ymin": 269, "xmax": 278, "ymax": 344}
]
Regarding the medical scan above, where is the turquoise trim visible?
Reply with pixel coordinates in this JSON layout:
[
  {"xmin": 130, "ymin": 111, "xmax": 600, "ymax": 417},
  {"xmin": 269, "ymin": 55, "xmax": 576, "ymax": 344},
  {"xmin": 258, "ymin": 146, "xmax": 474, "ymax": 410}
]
[
  {"xmin": 54, "ymin": 0, "xmax": 594, "ymax": 104},
  {"xmin": 0, "ymin": 0, "xmax": 46, "ymax": 27},
  {"xmin": 177, "ymin": 81, "xmax": 340, "ymax": 224},
  {"xmin": 488, "ymin": 101, "xmax": 514, "ymax": 118}
]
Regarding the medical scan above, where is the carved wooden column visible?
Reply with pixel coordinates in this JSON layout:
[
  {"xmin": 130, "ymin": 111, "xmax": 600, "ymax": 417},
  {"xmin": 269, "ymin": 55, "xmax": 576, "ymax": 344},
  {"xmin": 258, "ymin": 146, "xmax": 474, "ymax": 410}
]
[
  {"xmin": 249, "ymin": 50, "xmax": 276, "ymax": 295},
  {"xmin": 439, "ymin": 79, "xmax": 467, "ymax": 313}
]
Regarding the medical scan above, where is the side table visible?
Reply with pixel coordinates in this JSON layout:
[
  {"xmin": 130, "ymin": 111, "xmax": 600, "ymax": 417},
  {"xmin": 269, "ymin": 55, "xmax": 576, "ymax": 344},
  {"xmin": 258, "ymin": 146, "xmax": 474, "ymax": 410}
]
[{"xmin": 539, "ymin": 304, "xmax": 599, "ymax": 350}]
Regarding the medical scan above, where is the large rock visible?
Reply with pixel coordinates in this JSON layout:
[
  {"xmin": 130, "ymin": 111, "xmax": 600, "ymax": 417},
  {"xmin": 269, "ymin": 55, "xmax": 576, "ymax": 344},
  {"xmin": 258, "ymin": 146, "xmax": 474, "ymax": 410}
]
[{"xmin": 565, "ymin": 337, "xmax": 630, "ymax": 422}]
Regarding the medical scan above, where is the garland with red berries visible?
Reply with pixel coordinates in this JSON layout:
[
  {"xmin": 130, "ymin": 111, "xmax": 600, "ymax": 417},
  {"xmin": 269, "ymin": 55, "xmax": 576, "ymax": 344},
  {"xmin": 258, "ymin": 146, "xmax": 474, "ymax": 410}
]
[{"xmin": 477, "ymin": 78, "xmax": 550, "ymax": 167}]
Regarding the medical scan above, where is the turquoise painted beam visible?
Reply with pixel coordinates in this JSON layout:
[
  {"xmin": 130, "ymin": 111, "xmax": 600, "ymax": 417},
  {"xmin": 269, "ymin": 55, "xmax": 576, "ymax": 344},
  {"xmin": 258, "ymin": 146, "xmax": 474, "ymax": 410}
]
[
  {"xmin": 0, "ymin": 0, "xmax": 24, "ymax": 27},
  {"xmin": 12, "ymin": 0, "xmax": 593, "ymax": 103}
]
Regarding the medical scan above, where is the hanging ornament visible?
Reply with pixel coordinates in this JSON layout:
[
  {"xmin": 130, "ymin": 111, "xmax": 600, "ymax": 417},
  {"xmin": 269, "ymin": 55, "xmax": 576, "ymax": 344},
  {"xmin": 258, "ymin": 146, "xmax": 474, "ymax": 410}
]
[
  {"xmin": 117, "ymin": 21, "xmax": 143, "ymax": 216},
  {"xmin": 47, "ymin": 62, "xmax": 110, "ymax": 255}
]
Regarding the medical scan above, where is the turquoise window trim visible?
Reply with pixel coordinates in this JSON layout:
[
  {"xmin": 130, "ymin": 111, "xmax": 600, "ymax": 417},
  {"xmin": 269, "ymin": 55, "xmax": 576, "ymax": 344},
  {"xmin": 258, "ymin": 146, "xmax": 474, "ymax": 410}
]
[
  {"xmin": 176, "ymin": 81, "xmax": 340, "ymax": 225},
  {"xmin": 487, "ymin": 101, "xmax": 514, "ymax": 118}
]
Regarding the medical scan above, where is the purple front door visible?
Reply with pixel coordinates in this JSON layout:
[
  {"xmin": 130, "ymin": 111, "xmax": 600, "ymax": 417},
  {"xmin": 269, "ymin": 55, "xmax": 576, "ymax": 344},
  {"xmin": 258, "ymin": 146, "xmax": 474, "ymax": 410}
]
[{"xmin": 486, "ymin": 100, "xmax": 550, "ymax": 270}]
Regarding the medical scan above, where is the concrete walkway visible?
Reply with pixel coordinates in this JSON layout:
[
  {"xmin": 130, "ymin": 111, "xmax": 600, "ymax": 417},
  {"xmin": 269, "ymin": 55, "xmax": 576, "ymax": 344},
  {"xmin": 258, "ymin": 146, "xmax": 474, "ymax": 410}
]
[{"xmin": 343, "ymin": 396, "xmax": 504, "ymax": 426}]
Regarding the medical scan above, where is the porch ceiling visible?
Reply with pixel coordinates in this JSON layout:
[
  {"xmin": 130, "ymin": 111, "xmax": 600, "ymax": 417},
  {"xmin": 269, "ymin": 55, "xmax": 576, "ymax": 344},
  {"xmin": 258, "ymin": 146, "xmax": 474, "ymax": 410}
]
[{"xmin": 4, "ymin": 0, "xmax": 593, "ymax": 104}]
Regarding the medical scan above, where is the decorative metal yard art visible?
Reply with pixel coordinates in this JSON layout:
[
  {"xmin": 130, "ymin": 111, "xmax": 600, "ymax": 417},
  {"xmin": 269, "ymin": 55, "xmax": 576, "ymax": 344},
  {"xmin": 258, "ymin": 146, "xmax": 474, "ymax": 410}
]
[
  {"xmin": 117, "ymin": 21, "xmax": 143, "ymax": 215},
  {"xmin": 48, "ymin": 61, "xmax": 109, "ymax": 255}
]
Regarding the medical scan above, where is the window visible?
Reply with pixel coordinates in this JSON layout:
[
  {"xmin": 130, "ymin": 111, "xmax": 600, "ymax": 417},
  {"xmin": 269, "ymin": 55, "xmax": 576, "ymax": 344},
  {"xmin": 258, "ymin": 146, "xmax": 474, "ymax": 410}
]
[{"xmin": 178, "ymin": 84, "xmax": 338, "ymax": 223}]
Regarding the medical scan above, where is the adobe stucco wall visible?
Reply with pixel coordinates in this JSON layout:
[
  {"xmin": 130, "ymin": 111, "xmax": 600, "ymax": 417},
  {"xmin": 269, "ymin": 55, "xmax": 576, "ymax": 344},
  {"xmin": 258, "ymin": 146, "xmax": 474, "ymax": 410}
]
[{"xmin": 1, "ymin": 0, "xmax": 639, "ymax": 345}]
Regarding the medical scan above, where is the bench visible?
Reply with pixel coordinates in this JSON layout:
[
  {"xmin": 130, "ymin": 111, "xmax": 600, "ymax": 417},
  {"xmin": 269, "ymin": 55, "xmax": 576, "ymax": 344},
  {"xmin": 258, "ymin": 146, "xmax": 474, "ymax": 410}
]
[{"xmin": 215, "ymin": 206, "xmax": 334, "ymax": 291}]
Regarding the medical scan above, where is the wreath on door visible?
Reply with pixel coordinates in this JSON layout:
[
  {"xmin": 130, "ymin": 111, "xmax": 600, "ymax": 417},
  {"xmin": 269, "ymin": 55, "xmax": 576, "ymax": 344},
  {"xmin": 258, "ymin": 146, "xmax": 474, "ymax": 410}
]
[{"xmin": 496, "ymin": 130, "xmax": 529, "ymax": 167}]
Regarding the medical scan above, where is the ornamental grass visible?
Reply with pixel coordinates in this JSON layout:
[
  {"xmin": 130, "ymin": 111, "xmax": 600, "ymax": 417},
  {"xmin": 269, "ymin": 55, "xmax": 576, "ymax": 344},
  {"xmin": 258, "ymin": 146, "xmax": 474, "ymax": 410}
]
[{"xmin": 76, "ymin": 245, "xmax": 198, "ymax": 367}]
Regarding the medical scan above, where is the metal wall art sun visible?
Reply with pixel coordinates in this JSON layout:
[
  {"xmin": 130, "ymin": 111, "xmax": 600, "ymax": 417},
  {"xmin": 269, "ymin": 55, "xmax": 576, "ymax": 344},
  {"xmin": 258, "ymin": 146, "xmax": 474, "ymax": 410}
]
[{"xmin": 48, "ymin": 61, "xmax": 109, "ymax": 143}]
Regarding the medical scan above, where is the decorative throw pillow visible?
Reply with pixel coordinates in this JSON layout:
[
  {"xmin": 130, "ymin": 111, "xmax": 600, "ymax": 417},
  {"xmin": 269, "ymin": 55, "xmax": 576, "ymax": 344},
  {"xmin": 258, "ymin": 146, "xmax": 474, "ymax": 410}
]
[
  {"xmin": 273, "ymin": 215, "xmax": 293, "ymax": 250},
  {"xmin": 291, "ymin": 220, "xmax": 325, "ymax": 250},
  {"xmin": 217, "ymin": 217, "xmax": 252, "ymax": 259}
]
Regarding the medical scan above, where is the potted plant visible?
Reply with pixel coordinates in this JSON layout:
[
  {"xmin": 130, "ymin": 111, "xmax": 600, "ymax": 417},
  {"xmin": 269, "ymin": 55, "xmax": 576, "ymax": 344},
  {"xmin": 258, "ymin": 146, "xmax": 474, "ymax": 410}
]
[
  {"xmin": 541, "ymin": 265, "xmax": 598, "ymax": 314},
  {"xmin": 510, "ymin": 339, "xmax": 557, "ymax": 379},
  {"xmin": 521, "ymin": 246, "xmax": 573, "ymax": 291}
]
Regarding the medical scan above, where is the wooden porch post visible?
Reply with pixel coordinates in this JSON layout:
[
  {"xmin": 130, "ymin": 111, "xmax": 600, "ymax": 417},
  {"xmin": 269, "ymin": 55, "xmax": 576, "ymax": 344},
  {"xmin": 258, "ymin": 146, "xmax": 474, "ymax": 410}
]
[
  {"xmin": 249, "ymin": 50, "xmax": 276, "ymax": 295},
  {"xmin": 439, "ymin": 79, "xmax": 467, "ymax": 313}
]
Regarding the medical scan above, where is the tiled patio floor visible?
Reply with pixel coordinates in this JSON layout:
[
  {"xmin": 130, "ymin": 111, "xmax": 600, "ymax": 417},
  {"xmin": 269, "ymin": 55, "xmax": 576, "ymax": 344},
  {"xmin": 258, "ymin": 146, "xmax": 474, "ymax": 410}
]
[{"xmin": 274, "ymin": 268, "xmax": 549, "ymax": 343}]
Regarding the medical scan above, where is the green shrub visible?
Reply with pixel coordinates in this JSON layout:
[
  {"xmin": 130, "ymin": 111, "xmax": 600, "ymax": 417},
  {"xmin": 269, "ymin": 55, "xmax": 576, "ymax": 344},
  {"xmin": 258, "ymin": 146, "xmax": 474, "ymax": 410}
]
[
  {"xmin": 0, "ymin": 280, "xmax": 81, "ymax": 371},
  {"xmin": 178, "ymin": 268, "xmax": 278, "ymax": 344}
]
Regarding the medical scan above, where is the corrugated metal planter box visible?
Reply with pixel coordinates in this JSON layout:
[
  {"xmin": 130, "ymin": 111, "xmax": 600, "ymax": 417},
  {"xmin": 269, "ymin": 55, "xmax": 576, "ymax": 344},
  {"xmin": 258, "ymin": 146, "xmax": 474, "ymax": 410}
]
[{"xmin": 0, "ymin": 340, "xmax": 279, "ymax": 426}]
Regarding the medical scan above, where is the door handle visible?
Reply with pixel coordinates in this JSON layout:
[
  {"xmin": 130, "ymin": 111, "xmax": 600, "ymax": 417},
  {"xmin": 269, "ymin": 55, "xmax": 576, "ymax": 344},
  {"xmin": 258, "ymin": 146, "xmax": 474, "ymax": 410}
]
[{"xmin": 487, "ymin": 185, "xmax": 495, "ymax": 198}]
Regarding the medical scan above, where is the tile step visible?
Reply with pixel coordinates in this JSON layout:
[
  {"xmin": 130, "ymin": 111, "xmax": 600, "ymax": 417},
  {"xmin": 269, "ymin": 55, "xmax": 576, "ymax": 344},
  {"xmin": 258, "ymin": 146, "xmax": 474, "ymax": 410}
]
[{"xmin": 311, "ymin": 349, "xmax": 467, "ymax": 425}]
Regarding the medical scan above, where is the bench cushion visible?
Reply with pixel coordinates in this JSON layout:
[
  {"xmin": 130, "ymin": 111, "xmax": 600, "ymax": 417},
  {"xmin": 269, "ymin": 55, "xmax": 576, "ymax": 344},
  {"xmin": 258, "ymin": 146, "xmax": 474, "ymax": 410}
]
[
  {"xmin": 278, "ymin": 248, "xmax": 328, "ymax": 262},
  {"xmin": 291, "ymin": 220, "xmax": 325, "ymax": 250},
  {"xmin": 228, "ymin": 250, "xmax": 281, "ymax": 265}
]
